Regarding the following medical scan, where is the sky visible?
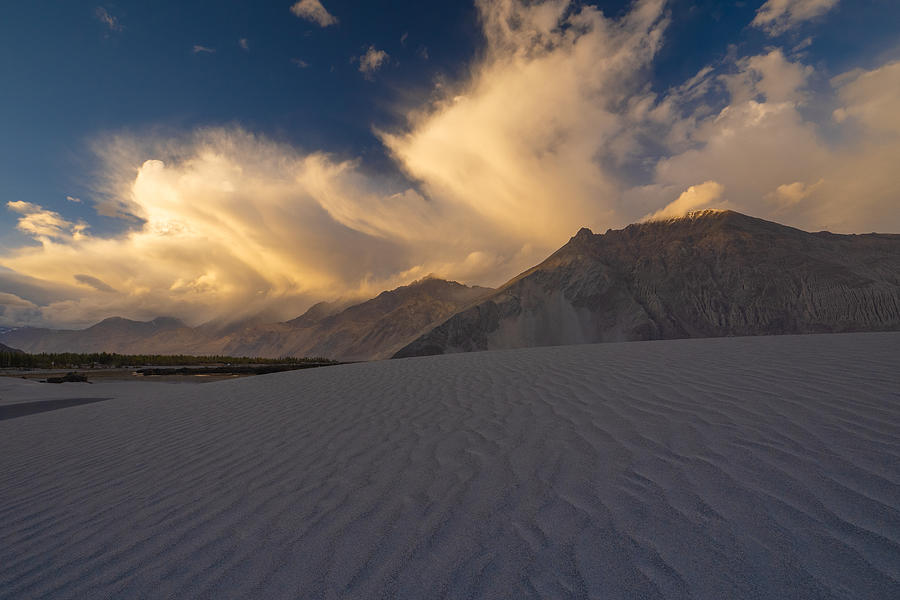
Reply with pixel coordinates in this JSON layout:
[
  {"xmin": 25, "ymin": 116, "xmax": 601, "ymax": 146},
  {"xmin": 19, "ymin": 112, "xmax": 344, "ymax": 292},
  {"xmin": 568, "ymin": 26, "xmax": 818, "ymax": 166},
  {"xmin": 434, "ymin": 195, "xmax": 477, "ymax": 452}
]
[{"xmin": 1, "ymin": 0, "xmax": 899, "ymax": 328}]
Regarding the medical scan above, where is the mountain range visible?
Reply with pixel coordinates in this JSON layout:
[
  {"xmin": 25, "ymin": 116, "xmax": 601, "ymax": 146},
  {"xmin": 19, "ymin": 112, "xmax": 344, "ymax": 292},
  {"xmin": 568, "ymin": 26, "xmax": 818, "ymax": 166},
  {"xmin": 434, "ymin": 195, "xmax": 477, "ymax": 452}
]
[
  {"xmin": 2, "ymin": 210, "xmax": 898, "ymax": 360},
  {"xmin": 396, "ymin": 210, "xmax": 900, "ymax": 356},
  {"xmin": 0, "ymin": 278, "xmax": 491, "ymax": 361}
]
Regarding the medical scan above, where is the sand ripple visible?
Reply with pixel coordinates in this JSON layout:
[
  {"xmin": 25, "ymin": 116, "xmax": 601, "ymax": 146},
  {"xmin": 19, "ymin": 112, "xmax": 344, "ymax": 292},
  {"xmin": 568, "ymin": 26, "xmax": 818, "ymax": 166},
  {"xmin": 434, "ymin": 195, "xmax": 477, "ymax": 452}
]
[{"xmin": 1, "ymin": 333, "xmax": 899, "ymax": 598}]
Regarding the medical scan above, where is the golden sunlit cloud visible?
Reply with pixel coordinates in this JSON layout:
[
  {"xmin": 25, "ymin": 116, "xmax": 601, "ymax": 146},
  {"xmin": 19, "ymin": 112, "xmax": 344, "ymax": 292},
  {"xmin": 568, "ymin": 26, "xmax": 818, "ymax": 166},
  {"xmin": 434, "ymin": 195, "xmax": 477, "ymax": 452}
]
[{"xmin": 643, "ymin": 181, "xmax": 726, "ymax": 221}]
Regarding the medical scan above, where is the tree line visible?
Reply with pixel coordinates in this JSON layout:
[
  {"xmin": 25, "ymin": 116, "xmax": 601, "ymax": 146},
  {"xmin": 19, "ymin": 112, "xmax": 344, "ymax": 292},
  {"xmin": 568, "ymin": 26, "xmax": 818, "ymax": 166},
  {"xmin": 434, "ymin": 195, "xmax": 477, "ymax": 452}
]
[{"xmin": 0, "ymin": 351, "xmax": 335, "ymax": 369}]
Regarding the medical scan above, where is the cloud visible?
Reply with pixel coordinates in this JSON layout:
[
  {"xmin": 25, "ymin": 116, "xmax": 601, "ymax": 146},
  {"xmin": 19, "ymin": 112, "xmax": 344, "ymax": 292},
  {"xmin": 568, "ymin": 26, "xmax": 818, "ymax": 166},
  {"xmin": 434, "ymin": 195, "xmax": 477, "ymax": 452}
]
[
  {"xmin": 752, "ymin": 0, "xmax": 840, "ymax": 35},
  {"xmin": 74, "ymin": 274, "xmax": 118, "ymax": 293},
  {"xmin": 66, "ymin": 195, "xmax": 82, "ymax": 203},
  {"xmin": 0, "ymin": 292, "xmax": 37, "ymax": 309},
  {"xmin": 643, "ymin": 48, "xmax": 900, "ymax": 233},
  {"xmin": 358, "ymin": 46, "xmax": 389, "ymax": 78},
  {"xmin": 95, "ymin": 6, "xmax": 122, "ymax": 32},
  {"xmin": 0, "ymin": 292, "xmax": 41, "ymax": 328},
  {"xmin": 643, "ymin": 181, "xmax": 727, "ymax": 221},
  {"xmin": 765, "ymin": 179, "xmax": 824, "ymax": 209},
  {"xmin": 6, "ymin": 201, "xmax": 88, "ymax": 241},
  {"xmin": 239, "ymin": 38, "xmax": 249, "ymax": 51},
  {"xmin": 383, "ymin": 0, "xmax": 669, "ymax": 246},
  {"xmin": 833, "ymin": 61, "xmax": 900, "ymax": 134},
  {"xmin": 291, "ymin": 58, "xmax": 309, "ymax": 68},
  {"xmin": 290, "ymin": 0, "xmax": 338, "ymax": 27},
  {"xmin": 193, "ymin": 45, "xmax": 215, "ymax": 54}
]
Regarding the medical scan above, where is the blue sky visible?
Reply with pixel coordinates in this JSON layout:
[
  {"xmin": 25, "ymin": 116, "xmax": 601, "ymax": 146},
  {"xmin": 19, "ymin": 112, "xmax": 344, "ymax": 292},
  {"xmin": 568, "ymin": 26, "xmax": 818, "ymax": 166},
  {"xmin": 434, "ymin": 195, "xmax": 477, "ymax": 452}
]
[{"xmin": 1, "ymin": 0, "xmax": 899, "ymax": 327}]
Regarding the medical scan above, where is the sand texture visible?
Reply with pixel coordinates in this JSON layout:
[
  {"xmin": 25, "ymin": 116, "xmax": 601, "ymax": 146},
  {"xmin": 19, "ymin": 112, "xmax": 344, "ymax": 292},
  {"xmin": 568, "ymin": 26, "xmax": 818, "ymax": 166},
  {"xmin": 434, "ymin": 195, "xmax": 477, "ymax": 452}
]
[{"xmin": 1, "ymin": 332, "xmax": 899, "ymax": 599}]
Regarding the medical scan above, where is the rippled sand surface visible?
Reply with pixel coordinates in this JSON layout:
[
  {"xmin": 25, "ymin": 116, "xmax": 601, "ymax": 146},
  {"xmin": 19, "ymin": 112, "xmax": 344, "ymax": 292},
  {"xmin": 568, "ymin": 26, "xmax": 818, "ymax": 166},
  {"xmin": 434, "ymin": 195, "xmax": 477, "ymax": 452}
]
[{"xmin": 1, "ymin": 333, "xmax": 898, "ymax": 599}]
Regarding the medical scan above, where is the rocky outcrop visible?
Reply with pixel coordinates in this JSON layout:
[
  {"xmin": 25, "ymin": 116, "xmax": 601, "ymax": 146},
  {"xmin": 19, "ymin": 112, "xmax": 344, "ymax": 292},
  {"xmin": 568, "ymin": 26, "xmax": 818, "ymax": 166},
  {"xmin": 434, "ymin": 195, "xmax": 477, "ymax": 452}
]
[{"xmin": 395, "ymin": 210, "xmax": 900, "ymax": 357}]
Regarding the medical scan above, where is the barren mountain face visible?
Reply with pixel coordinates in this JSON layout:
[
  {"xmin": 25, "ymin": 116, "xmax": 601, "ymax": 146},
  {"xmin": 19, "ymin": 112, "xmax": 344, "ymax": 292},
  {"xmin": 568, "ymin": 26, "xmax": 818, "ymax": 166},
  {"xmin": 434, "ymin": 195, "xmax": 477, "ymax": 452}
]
[{"xmin": 396, "ymin": 211, "xmax": 900, "ymax": 357}]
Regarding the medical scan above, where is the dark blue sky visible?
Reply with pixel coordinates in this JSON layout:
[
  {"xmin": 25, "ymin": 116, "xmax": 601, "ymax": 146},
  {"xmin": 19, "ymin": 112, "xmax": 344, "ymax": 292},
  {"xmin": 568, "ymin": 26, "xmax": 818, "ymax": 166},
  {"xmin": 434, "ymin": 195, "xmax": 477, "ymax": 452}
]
[{"xmin": 1, "ymin": 0, "xmax": 897, "ymax": 246}]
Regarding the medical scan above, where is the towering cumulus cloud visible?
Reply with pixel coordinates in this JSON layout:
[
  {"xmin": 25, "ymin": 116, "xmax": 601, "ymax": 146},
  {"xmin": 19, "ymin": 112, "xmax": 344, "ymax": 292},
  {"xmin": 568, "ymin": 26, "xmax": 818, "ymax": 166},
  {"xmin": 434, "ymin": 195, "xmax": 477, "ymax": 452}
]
[{"xmin": 1, "ymin": 0, "xmax": 898, "ymax": 328}]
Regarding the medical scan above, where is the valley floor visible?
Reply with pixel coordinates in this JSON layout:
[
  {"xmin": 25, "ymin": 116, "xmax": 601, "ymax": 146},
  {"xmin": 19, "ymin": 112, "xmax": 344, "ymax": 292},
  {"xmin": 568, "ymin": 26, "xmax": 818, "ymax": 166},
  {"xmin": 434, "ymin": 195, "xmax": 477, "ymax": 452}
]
[{"xmin": 1, "ymin": 333, "xmax": 899, "ymax": 599}]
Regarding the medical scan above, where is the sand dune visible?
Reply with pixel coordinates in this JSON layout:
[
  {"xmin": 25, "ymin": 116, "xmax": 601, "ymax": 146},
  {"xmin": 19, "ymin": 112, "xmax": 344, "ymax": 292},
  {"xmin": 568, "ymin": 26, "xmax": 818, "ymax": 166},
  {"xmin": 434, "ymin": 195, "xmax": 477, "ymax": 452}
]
[{"xmin": 1, "ymin": 333, "xmax": 899, "ymax": 599}]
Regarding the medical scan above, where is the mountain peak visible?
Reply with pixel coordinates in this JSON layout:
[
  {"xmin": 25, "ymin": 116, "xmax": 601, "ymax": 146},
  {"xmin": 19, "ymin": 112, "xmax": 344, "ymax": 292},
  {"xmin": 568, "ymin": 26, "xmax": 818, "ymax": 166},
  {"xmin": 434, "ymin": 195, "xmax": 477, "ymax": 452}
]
[{"xmin": 395, "ymin": 210, "xmax": 900, "ymax": 358}]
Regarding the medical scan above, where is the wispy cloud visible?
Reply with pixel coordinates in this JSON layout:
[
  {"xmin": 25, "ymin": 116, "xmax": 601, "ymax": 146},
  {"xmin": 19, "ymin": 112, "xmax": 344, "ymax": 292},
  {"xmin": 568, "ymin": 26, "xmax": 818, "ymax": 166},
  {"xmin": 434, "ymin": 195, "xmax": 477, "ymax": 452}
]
[
  {"xmin": 6, "ymin": 201, "xmax": 88, "ymax": 241},
  {"xmin": 192, "ymin": 45, "xmax": 215, "ymax": 54},
  {"xmin": 239, "ymin": 38, "xmax": 249, "ymax": 51},
  {"xmin": 291, "ymin": 58, "xmax": 309, "ymax": 68},
  {"xmin": 74, "ymin": 274, "xmax": 117, "ymax": 293},
  {"xmin": 752, "ymin": 0, "xmax": 840, "ymax": 35},
  {"xmin": 94, "ymin": 6, "xmax": 122, "ymax": 32},
  {"xmin": 290, "ymin": 0, "xmax": 338, "ymax": 27},
  {"xmin": 358, "ymin": 46, "xmax": 388, "ymax": 79},
  {"xmin": 66, "ymin": 195, "xmax": 82, "ymax": 203}
]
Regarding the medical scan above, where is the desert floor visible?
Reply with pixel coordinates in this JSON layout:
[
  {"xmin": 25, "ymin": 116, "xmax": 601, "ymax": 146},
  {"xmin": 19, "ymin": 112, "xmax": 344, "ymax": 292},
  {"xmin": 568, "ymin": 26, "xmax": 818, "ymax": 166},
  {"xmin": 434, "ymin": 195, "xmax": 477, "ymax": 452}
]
[{"xmin": 1, "ymin": 332, "xmax": 898, "ymax": 599}]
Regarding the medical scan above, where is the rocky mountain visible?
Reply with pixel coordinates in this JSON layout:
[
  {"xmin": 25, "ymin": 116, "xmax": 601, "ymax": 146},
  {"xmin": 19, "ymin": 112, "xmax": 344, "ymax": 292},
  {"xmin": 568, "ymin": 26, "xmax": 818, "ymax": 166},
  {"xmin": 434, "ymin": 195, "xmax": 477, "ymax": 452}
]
[
  {"xmin": 218, "ymin": 277, "xmax": 492, "ymax": 361},
  {"xmin": 0, "ymin": 342, "xmax": 24, "ymax": 354},
  {"xmin": 0, "ymin": 278, "xmax": 492, "ymax": 361},
  {"xmin": 395, "ymin": 210, "xmax": 900, "ymax": 357}
]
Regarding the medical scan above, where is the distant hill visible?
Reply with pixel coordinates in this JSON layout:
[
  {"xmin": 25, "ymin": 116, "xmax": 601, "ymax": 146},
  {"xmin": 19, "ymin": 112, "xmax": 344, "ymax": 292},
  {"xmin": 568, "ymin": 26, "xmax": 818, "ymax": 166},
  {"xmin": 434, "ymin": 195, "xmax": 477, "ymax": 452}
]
[
  {"xmin": 0, "ymin": 317, "xmax": 190, "ymax": 355},
  {"xmin": 0, "ymin": 279, "xmax": 492, "ymax": 361},
  {"xmin": 0, "ymin": 342, "xmax": 24, "ymax": 354},
  {"xmin": 218, "ymin": 277, "xmax": 493, "ymax": 361},
  {"xmin": 395, "ymin": 210, "xmax": 900, "ymax": 357}
]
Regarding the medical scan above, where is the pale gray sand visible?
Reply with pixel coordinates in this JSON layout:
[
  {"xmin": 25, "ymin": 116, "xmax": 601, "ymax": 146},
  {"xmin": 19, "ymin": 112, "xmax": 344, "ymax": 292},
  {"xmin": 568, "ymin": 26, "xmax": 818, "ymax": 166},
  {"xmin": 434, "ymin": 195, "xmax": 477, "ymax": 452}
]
[{"xmin": 1, "ymin": 333, "xmax": 898, "ymax": 599}]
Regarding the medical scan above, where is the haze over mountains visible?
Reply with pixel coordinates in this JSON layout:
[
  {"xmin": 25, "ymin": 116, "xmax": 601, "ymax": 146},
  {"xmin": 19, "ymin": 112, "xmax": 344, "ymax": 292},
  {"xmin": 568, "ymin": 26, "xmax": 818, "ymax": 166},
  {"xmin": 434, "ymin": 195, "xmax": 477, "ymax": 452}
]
[
  {"xmin": 3, "ymin": 211, "xmax": 898, "ymax": 360},
  {"xmin": 0, "ymin": 278, "xmax": 491, "ymax": 361}
]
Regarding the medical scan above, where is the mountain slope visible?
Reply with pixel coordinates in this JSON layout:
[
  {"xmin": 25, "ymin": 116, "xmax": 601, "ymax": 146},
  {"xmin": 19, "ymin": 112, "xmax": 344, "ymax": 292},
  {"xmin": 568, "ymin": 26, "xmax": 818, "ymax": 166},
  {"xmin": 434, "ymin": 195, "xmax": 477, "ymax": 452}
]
[
  {"xmin": 219, "ymin": 277, "xmax": 492, "ymax": 360},
  {"xmin": 0, "ymin": 343, "xmax": 24, "ymax": 354},
  {"xmin": 0, "ymin": 278, "xmax": 492, "ymax": 361},
  {"xmin": 395, "ymin": 210, "xmax": 900, "ymax": 357}
]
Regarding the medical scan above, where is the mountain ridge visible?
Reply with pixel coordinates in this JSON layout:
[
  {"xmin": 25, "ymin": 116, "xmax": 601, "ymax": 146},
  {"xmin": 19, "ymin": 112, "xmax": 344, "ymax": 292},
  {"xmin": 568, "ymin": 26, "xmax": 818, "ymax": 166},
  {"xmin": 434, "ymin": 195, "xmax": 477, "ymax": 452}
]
[
  {"xmin": 0, "ymin": 278, "xmax": 493, "ymax": 360},
  {"xmin": 394, "ymin": 210, "xmax": 900, "ymax": 357}
]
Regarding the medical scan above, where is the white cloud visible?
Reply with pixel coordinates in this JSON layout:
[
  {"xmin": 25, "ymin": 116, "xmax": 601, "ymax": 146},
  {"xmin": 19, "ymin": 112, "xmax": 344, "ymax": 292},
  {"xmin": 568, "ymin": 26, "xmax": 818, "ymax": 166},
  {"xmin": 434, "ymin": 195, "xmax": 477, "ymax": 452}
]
[
  {"xmin": 833, "ymin": 61, "xmax": 900, "ymax": 134},
  {"xmin": 239, "ymin": 38, "xmax": 249, "ymax": 51},
  {"xmin": 383, "ymin": 0, "xmax": 669, "ymax": 245},
  {"xmin": 94, "ymin": 6, "xmax": 122, "ymax": 32},
  {"xmin": 765, "ymin": 179, "xmax": 824, "ymax": 209},
  {"xmin": 193, "ymin": 45, "xmax": 215, "ymax": 54},
  {"xmin": 6, "ymin": 201, "xmax": 88, "ymax": 242},
  {"xmin": 752, "ymin": 0, "xmax": 840, "ymax": 35},
  {"xmin": 290, "ymin": 0, "xmax": 338, "ymax": 27},
  {"xmin": 66, "ymin": 195, "xmax": 82, "ymax": 203},
  {"xmin": 291, "ymin": 58, "xmax": 309, "ymax": 68},
  {"xmin": 643, "ymin": 181, "xmax": 727, "ymax": 221},
  {"xmin": 358, "ymin": 46, "xmax": 389, "ymax": 78}
]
